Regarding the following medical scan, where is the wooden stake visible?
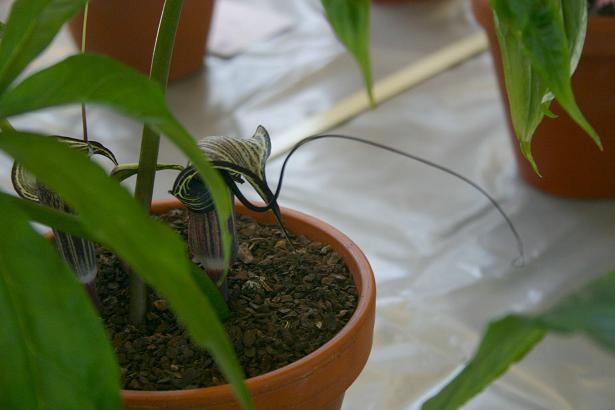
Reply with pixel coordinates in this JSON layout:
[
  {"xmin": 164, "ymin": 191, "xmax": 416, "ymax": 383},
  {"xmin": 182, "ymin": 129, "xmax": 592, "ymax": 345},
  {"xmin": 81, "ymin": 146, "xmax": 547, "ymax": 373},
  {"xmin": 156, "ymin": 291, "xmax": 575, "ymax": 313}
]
[{"xmin": 269, "ymin": 32, "xmax": 488, "ymax": 159}]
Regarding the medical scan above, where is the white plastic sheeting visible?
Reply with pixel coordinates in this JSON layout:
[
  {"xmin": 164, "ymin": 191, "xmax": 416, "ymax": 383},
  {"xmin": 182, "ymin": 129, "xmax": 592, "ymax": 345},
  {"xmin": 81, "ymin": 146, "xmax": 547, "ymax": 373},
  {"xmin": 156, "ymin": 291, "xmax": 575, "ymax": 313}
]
[{"xmin": 2, "ymin": 0, "xmax": 615, "ymax": 408}]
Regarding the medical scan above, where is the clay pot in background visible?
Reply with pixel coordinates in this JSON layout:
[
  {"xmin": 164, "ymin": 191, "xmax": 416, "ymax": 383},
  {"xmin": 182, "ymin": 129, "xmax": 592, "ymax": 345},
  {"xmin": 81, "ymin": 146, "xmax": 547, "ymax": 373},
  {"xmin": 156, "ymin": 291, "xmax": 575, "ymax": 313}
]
[
  {"xmin": 473, "ymin": 0, "xmax": 615, "ymax": 198},
  {"xmin": 374, "ymin": 0, "xmax": 428, "ymax": 3},
  {"xmin": 122, "ymin": 199, "xmax": 376, "ymax": 410},
  {"xmin": 69, "ymin": 0, "xmax": 214, "ymax": 81}
]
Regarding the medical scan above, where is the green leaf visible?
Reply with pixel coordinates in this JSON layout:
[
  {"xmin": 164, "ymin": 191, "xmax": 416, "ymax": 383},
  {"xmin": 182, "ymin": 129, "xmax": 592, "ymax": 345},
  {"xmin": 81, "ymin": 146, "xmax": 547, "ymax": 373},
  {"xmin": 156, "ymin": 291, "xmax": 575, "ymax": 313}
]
[
  {"xmin": 423, "ymin": 269, "xmax": 615, "ymax": 410},
  {"xmin": 189, "ymin": 263, "xmax": 230, "ymax": 321},
  {"xmin": 111, "ymin": 162, "xmax": 184, "ymax": 182},
  {"xmin": 561, "ymin": 0, "xmax": 587, "ymax": 74},
  {"xmin": 0, "ymin": 191, "xmax": 91, "ymax": 239},
  {"xmin": 518, "ymin": 1, "xmax": 599, "ymax": 147},
  {"xmin": 321, "ymin": 0, "xmax": 374, "ymax": 105},
  {"xmin": 538, "ymin": 269, "xmax": 615, "ymax": 351},
  {"xmin": 0, "ymin": 194, "xmax": 121, "ymax": 410},
  {"xmin": 0, "ymin": 52, "xmax": 234, "ymax": 277},
  {"xmin": 0, "ymin": 132, "xmax": 251, "ymax": 410},
  {"xmin": 0, "ymin": 0, "xmax": 87, "ymax": 93},
  {"xmin": 491, "ymin": 6, "xmax": 546, "ymax": 172},
  {"xmin": 0, "ymin": 21, "xmax": 5, "ymax": 39},
  {"xmin": 489, "ymin": 0, "xmax": 599, "ymax": 172},
  {"xmin": 422, "ymin": 315, "xmax": 545, "ymax": 410}
]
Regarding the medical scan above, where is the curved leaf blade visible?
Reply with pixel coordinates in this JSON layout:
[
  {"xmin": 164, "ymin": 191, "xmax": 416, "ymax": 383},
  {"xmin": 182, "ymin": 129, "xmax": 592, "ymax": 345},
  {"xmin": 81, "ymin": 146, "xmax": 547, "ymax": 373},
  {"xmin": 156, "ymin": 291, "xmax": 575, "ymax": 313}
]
[
  {"xmin": 422, "ymin": 315, "xmax": 545, "ymax": 410},
  {"xmin": 0, "ymin": 191, "xmax": 89, "ymax": 238},
  {"xmin": 518, "ymin": 1, "xmax": 599, "ymax": 148},
  {"xmin": 321, "ymin": 0, "xmax": 374, "ymax": 105},
  {"xmin": 0, "ymin": 194, "xmax": 121, "ymax": 410},
  {"xmin": 491, "ymin": 7, "xmax": 546, "ymax": 172},
  {"xmin": 562, "ymin": 0, "xmax": 587, "ymax": 74},
  {"xmin": 423, "ymin": 269, "xmax": 615, "ymax": 410},
  {"xmin": 490, "ymin": 0, "xmax": 599, "ymax": 171},
  {"xmin": 0, "ymin": 0, "xmax": 86, "ymax": 93},
  {"xmin": 538, "ymin": 269, "xmax": 615, "ymax": 351},
  {"xmin": 0, "ymin": 132, "xmax": 251, "ymax": 410}
]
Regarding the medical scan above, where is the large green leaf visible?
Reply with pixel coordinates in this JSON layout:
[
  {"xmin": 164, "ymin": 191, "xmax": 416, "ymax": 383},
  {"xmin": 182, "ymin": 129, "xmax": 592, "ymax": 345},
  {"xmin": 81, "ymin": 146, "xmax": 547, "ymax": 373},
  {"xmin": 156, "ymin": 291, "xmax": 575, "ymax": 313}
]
[
  {"xmin": 0, "ymin": 191, "xmax": 89, "ymax": 239},
  {"xmin": 321, "ymin": 0, "xmax": 374, "ymax": 105},
  {"xmin": 538, "ymin": 270, "xmax": 615, "ymax": 351},
  {"xmin": 0, "ymin": 52, "xmax": 234, "ymax": 271},
  {"xmin": 491, "ymin": 7, "xmax": 547, "ymax": 172},
  {"xmin": 489, "ymin": 0, "xmax": 599, "ymax": 172},
  {"xmin": 422, "ymin": 316, "xmax": 545, "ymax": 410},
  {"xmin": 423, "ymin": 269, "xmax": 615, "ymax": 409},
  {"xmin": 0, "ymin": 194, "xmax": 121, "ymax": 410},
  {"xmin": 561, "ymin": 0, "xmax": 587, "ymax": 73},
  {"xmin": 0, "ymin": 0, "xmax": 86, "ymax": 93},
  {"xmin": 0, "ymin": 132, "xmax": 253, "ymax": 410}
]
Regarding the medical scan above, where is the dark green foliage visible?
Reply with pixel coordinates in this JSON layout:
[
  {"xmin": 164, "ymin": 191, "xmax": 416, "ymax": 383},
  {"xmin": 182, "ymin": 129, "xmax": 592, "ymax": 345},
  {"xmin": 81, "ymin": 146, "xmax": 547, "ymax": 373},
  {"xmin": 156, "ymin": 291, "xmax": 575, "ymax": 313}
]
[{"xmin": 0, "ymin": 195, "xmax": 122, "ymax": 410}]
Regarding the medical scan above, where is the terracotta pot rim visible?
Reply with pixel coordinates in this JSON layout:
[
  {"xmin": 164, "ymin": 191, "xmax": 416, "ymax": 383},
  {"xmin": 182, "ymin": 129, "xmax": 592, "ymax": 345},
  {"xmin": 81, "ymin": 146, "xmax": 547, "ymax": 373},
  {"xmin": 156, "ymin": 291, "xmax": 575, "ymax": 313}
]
[{"xmin": 122, "ymin": 198, "xmax": 376, "ymax": 403}]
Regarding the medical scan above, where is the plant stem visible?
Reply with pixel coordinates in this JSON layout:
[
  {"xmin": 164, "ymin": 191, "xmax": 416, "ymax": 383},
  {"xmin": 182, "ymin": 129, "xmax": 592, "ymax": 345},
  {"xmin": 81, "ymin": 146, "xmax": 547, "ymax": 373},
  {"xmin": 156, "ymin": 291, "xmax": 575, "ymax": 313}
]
[
  {"xmin": 130, "ymin": 0, "xmax": 184, "ymax": 325},
  {"xmin": 81, "ymin": 2, "xmax": 89, "ymax": 143}
]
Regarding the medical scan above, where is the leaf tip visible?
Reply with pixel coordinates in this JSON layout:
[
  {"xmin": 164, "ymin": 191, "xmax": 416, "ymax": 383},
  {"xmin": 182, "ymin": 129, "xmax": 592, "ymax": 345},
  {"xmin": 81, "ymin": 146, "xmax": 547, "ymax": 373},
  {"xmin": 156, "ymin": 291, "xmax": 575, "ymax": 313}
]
[{"xmin": 520, "ymin": 141, "xmax": 542, "ymax": 177}]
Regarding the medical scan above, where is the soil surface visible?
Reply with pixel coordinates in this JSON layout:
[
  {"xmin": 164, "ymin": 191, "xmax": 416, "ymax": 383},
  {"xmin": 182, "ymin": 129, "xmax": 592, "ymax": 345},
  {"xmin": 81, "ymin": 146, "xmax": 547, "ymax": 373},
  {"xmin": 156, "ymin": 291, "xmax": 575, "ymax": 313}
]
[{"xmin": 95, "ymin": 209, "xmax": 358, "ymax": 390}]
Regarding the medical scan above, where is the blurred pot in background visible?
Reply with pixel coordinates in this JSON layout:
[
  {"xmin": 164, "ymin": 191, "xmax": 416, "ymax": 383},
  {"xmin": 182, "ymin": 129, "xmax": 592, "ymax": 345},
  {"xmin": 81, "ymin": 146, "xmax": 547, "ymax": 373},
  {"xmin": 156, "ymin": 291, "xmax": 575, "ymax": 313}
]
[{"xmin": 70, "ymin": 0, "xmax": 214, "ymax": 81}]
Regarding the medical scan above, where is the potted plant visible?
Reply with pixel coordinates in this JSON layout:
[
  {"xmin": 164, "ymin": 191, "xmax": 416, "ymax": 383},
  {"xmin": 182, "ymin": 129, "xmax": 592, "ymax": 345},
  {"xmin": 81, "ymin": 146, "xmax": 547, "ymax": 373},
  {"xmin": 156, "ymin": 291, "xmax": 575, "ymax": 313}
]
[
  {"xmin": 0, "ymin": 0, "xmax": 376, "ymax": 409},
  {"xmin": 473, "ymin": 0, "xmax": 615, "ymax": 197},
  {"xmin": 422, "ymin": 1, "xmax": 615, "ymax": 408},
  {"xmin": 69, "ymin": 0, "xmax": 215, "ymax": 80}
]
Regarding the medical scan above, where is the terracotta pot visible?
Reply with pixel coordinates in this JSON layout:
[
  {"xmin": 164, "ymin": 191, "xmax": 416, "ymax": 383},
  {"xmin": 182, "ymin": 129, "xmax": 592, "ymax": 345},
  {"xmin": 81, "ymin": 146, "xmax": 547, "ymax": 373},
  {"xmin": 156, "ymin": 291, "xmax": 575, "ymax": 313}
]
[
  {"xmin": 120, "ymin": 198, "xmax": 376, "ymax": 410},
  {"xmin": 472, "ymin": 0, "xmax": 615, "ymax": 198},
  {"xmin": 374, "ymin": 0, "xmax": 427, "ymax": 3},
  {"xmin": 69, "ymin": 0, "xmax": 214, "ymax": 81}
]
